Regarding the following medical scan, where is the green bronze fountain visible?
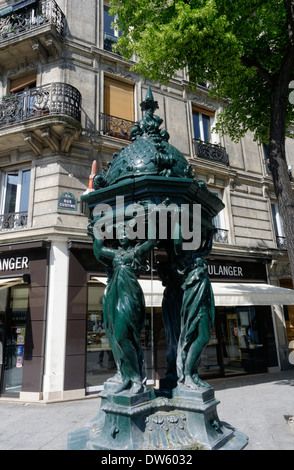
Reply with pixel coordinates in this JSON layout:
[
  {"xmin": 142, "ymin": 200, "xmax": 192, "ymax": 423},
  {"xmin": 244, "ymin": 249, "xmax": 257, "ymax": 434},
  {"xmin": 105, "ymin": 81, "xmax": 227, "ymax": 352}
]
[{"xmin": 67, "ymin": 87, "xmax": 248, "ymax": 451}]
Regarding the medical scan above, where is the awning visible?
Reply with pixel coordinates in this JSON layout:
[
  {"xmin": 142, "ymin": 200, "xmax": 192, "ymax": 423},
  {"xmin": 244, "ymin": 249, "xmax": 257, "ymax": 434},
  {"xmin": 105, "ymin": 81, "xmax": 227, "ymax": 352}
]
[
  {"xmin": 91, "ymin": 276, "xmax": 294, "ymax": 308},
  {"xmin": 138, "ymin": 279, "xmax": 165, "ymax": 307},
  {"xmin": 0, "ymin": 276, "xmax": 27, "ymax": 290},
  {"xmin": 90, "ymin": 276, "xmax": 165, "ymax": 307},
  {"xmin": 212, "ymin": 282, "xmax": 294, "ymax": 306}
]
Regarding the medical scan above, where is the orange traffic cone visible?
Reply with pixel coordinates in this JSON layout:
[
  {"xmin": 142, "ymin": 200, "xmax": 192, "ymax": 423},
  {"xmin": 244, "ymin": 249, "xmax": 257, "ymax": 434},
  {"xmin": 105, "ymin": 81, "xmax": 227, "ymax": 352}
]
[{"xmin": 84, "ymin": 160, "xmax": 97, "ymax": 194}]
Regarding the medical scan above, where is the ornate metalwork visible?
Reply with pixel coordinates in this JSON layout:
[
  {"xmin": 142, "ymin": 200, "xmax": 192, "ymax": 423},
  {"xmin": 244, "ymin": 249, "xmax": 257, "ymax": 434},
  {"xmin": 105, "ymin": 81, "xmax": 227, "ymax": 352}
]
[
  {"xmin": 276, "ymin": 236, "xmax": 287, "ymax": 250},
  {"xmin": 0, "ymin": 212, "xmax": 28, "ymax": 231},
  {"xmin": 0, "ymin": 82, "xmax": 81, "ymax": 128},
  {"xmin": 213, "ymin": 228, "xmax": 228, "ymax": 244},
  {"xmin": 100, "ymin": 113, "xmax": 135, "ymax": 140},
  {"xmin": 0, "ymin": 0, "xmax": 65, "ymax": 39},
  {"xmin": 193, "ymin": 138, "xmax": 229, "ymax": 166}
]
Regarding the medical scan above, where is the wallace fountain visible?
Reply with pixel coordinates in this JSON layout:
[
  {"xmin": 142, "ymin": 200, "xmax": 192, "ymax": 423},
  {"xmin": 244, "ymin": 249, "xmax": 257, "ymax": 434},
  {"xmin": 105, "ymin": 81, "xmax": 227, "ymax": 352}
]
[{"xmin": 67, "ymin": 88, "xmax": 248, "ymax": 451}]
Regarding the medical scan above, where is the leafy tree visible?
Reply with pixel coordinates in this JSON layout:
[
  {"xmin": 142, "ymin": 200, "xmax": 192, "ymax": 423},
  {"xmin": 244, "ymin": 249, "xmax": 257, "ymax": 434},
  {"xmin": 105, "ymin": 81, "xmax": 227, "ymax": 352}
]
[{"xmin": 110, "ymin": 0, "xmax": 294, "ymax": 280}]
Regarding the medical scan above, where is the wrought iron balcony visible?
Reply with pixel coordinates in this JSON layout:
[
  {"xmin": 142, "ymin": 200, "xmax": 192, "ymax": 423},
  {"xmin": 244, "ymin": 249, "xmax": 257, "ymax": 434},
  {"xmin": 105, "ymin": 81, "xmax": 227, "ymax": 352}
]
[
  {"xmin": 276, "ymin": 236, "xmax": 287, "ymax": 250},
  {"xmin": 0, "ymin": 212, "xmax": 28, "ymax": 231},
  {"xmin": 100, "ymin": 113, "xmax": 135, "ymax": 140},
  {"xmin": 213, "ymin": 228, "xmax": 229, "ymax": 244},
  {"xmin": 0, "ymin": 82, "xmax": 81, "ymax": 129},
  {"xmin": 192, "ymin": 139, "xmax": 229, "ymax": 166},
  {"xmin": 0, "ymin": 0, "xmax": 65, "ymax": 40}
]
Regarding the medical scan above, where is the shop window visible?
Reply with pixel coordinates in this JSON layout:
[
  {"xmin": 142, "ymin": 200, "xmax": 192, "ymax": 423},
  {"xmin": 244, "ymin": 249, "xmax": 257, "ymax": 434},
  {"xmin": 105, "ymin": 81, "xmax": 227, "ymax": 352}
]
[
  {"xmin": 86, "ymin": 281, "xmax": 152, "ymax": 393},
  {"xmin": 202, "ymin": 305, "xmax": 277, "ymax": 379},
  {"xmin": 280, "ymin": 279, "xmax": 294, "ymax": 346},
  {"xmin": 101, "ymin": 77, "xmax": 135, "ymax": 140},
  {"xmin": 1, "ymin": 286, "xmax": 29, "ymax": 396},
  {"xmin": 192, "ymin": 106, "xmax": 214, "ymax": 143},
  {"xmin": 0, "ymin": 168, "xmax": 31, "ymax": 231}
]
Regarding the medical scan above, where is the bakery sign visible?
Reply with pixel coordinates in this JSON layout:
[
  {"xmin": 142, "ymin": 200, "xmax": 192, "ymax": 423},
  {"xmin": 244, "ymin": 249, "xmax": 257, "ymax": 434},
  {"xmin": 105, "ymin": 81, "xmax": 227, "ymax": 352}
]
[
  {"xmin": 0, "ymin": 256, "xmax": 29, "ymax": 272},
  {"xmin": 207, "ymin": 260, "xmax": 267, "ymax": 282}
]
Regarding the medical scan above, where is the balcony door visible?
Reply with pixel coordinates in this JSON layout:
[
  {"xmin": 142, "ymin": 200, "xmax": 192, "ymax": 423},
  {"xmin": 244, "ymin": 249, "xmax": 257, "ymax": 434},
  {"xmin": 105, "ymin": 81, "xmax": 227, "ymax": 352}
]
[{"xmin": 192, "ymin": 106, "xmax": 214, "ymax": 143}]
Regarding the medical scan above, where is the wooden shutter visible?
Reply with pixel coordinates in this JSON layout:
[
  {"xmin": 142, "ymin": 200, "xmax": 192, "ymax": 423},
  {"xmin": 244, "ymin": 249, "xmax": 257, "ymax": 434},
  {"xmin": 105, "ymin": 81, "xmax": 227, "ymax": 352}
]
[
  {"xmin": 104, "ymin": 77, "xmax": 134, "ymax": 121},
  {"xmin": 10, "ymin": 73, "xmax": 37, "ymax": 93}
]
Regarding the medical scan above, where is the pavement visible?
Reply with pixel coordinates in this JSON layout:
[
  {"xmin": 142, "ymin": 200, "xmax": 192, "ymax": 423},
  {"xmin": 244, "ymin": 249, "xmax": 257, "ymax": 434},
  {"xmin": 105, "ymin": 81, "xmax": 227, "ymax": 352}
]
[{"xmin": 0, "ymin": 368, "xmax": 293, "ymax": 451}]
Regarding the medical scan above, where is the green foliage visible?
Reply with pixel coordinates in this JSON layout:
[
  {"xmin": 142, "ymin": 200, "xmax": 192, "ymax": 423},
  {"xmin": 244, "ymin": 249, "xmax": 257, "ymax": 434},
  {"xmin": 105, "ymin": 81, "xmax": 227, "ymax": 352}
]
[{"xmin": 109, "ymin": 0, "xmax": 294, "ymax": 144}]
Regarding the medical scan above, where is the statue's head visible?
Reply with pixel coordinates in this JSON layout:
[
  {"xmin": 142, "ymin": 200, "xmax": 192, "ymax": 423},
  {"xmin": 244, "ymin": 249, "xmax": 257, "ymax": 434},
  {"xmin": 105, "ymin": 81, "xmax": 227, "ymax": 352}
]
[{"xmin": 116, "ymin": 223, "xmax": 131, "ymax": 249}]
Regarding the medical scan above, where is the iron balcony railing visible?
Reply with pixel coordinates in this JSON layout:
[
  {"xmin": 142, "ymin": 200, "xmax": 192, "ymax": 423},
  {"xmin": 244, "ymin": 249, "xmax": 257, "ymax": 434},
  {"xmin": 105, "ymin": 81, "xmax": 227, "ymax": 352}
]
[
  {"xmin": 0, "ymin": 82, "xmax": 81, "ymax": 128},
  {"xmin": 0, "ymin": 0, "xmax": 65, "ymax": 40},
  {"xmin": 104, "ymin": 32, "xmax": 118, "ymax": 53},
  {"xmin": 193, "ymin": 138, "xmax": 229, "ymax": 166},
  {"xmin": 0, "ymin": 212, "xmax": 28, "ymax": 231},
  {"xmin": 100, "ymin": 113, "xmax": 135, "ymax": 140}
]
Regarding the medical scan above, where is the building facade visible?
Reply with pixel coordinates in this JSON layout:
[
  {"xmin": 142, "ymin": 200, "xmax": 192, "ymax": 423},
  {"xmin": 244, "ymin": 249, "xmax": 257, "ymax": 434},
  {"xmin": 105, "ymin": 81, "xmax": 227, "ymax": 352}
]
[{"xmin": 0, "ymin": 0, "xmax": 293, "ymax": 402}]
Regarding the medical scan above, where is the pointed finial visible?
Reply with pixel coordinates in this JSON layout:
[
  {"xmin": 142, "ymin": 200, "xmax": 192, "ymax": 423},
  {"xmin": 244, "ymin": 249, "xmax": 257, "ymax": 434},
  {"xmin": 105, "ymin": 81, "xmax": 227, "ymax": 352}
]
[{"xmin": 140, "ymin": 86, "xmax": 159, "ymax": 113}]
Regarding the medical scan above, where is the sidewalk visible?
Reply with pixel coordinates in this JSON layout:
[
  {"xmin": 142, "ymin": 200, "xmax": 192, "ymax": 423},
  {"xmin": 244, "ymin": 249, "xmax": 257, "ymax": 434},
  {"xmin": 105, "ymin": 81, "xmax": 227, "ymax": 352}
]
[{"xmin": 0, "ymin": 369, "xmax": 293, "ymax": 450}]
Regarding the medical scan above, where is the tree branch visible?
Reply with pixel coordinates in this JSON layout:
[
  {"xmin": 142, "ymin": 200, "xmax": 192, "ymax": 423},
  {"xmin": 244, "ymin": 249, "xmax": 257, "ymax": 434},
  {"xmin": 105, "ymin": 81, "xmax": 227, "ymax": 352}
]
[{"xmin": 241, "ymin": 56, "xmax": 274, "ymax": 87}]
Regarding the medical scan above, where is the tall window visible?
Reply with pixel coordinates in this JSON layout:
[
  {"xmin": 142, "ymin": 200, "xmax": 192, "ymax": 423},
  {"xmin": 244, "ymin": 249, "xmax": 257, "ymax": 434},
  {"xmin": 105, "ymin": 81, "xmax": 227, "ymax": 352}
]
[
  {"xmin": 211, "ymin": 190, "xmax": 228, "ymax": 244},
  {"xmin": 104, "ymin": 4, "xmax": 121, "ymax": 51},
  {"xmin": 263, "ymin": 144, "xmax": 271, "ymax": 175},
  {"xmin": 102, "ymin": 77, "xmax": 134, "ymax": 139},
  {"xmin": 192, "ymin": 106, "xmax": 214, "ymax": 143},
  {"xmin": 0, "ymin": 168, "xmax": 31, "ymax": 231},
  {"xmin": 104, "ymin": 77, "xmax": 134, "ymax": 121},
  {"xmin": 271, "ymin": 202, "xmax": 286, "ymax": 249}
]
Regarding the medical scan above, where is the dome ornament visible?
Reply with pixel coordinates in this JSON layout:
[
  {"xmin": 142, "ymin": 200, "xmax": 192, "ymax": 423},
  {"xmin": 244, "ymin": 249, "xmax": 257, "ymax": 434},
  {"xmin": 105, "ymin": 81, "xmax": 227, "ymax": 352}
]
[{"xmin": 130, "ymin": 86, "xmax": 170, "ymax": 142}]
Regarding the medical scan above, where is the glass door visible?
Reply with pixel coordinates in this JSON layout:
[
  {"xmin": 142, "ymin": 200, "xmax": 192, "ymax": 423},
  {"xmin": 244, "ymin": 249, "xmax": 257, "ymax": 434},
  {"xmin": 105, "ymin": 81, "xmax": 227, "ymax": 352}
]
[
  {"xmin": 198, "ymin": 324, "xmax": 221, "ymax": 379},
  {"xmin": 86, "ymin": 283, "xmax": 114, "ymax": 393},
  {"xmin": 1, "ymin": 287, "xmax": 29, "ymax": 396},
  {"xmin": 217, "ymin": 306, "xmax": 267, "ymax": 376}
]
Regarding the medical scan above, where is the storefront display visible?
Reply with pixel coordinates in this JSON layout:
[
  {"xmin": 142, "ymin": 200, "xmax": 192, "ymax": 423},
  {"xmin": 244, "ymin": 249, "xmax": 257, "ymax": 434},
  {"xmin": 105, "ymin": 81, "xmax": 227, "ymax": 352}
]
[
  {"xmin": 86, "ymin": 282, "xmax": 153, "ymax": 392},
  {"xmin": 1, "ymin": 287, "xmax": 28, "ymax": 394},
  {"xmin": 0, "ymin": 241, "xmax": 49, "ymax": 398}
]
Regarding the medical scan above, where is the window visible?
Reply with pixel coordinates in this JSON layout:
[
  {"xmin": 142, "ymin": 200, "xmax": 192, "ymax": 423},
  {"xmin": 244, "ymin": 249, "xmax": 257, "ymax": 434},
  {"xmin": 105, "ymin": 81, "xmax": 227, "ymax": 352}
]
[
  {"xmin": 102, "ymin": 77, "xmax": 135, "ymax": 139},
  {"xmin": 104, "ymin": 77, "xmax": 134, "ymax": 121},
  {"xmin": 104, "ymin": 4, "xmax": 122, "ymax": 51},
  {"xmin": 271, "ymin": 203, "xmax": 286, "ymax": 249},
  {"xmin": 211, "ymin": 190, "xmax": 228, "ymax": 244},
  {"xmin": 10, "ymin": 73, "xmax": 37, "ymax": 94},
  {"xmin": 192, "ymin": 106, "xmax": 214, "ymax": 143},
  {"xmin": 0, "ymin": 168, "xmax": 31, "ymax": 231},
  {"xmin": 263, "ymin": 144, "xmax": 271, "ymax": 175}
]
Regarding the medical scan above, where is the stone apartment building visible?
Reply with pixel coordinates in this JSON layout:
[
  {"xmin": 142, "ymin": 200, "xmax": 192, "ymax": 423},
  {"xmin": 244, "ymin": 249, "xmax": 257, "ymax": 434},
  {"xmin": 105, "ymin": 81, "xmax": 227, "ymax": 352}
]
[{"xmin": 0, "ymin": 0, "xmax": 293, "ymax": 402}]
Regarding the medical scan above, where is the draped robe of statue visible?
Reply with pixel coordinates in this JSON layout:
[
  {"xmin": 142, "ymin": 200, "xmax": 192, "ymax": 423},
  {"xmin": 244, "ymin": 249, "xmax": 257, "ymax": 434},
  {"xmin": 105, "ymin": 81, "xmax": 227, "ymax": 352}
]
[
  {"xmin": 175, "ymin": 229, "xmax": 215, "ymax": 389},
  {"xmin": 92, "ymin": 224, "xmax": 156, "ymax": 395}
]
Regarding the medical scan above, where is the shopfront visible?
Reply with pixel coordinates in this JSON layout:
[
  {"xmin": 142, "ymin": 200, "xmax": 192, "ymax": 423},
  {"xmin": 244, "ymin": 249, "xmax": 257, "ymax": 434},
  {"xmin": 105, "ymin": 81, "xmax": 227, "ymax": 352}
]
[
  {"xmin": 65, "ymin": 245, "xmax": 294, "ymax": 395},
  {"xmin": 0, "ymin": 242, "xmax": 49, "ymax": 399}
]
